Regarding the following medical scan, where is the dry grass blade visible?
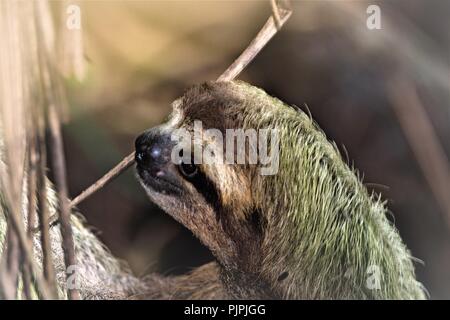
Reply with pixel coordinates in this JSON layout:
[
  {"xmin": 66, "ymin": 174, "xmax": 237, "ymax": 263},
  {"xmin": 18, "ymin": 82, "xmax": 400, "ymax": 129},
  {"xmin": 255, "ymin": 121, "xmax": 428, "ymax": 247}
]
[
  {"xmin": 70, "ymin": 1, "xmax": 293, "ymax": 207},
  {"xmin": 47, "ymin": 104, "xmax": 80, "ymax": 300},
  {"xmin": 35, "ymin": 129, "xmax": 58, "ymax": 297},
  {"xmin": 0, "ymin": 227, "xmax": 20, "ymax": 299},
  {"xmin": 20, "ymin": 263, "xmax": 33, "ymax": 300},
  {"xmin": 58, "ymin": 0, "xmax": 86, "ymax": 81},
  {"xmin": 33, "ymin": 0, "xmax": 80, "ymax": 299},
  {"xmin": 0, "ymin": 0, "xmax": 23, "ymax": 299},
  {"xmin": 23, "ymin": 134, "xmax": 38, "ymax": 300},
  {"xmin": 1, "ymin": 0, "xmax": 83, "ymax": 299},
  {"xmin": 387, "ymin": 75, "xmax": 450, "ymax": 230},
  {"xmin": 26, "ymin": 142, "xmax": 38, "ymax": 239},
  {"xmin": 0, "ymin": 0, "xmax": 54, "ymax": 300}
]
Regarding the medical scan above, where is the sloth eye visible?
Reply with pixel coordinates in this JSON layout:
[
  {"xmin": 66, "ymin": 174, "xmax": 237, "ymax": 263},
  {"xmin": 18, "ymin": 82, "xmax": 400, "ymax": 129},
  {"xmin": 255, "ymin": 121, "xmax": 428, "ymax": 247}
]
[{"xmin": 179, "ymin": 162, "xmax": 198, "ymax": 178}]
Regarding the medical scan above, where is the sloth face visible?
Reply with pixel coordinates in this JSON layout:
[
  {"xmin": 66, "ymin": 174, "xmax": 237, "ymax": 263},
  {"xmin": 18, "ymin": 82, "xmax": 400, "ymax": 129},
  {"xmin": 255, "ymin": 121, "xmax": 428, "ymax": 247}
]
[{"xmin": 135, "ymin": 82, "xmax": 265, "ymax": 271}]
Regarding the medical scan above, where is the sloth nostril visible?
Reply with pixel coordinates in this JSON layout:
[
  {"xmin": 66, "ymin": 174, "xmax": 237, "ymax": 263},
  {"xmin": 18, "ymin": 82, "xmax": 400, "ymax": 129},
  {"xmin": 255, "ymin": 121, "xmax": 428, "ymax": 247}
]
[{"xmin": 136, "ymin": 151, "xmax": 144, "ymax": 162}]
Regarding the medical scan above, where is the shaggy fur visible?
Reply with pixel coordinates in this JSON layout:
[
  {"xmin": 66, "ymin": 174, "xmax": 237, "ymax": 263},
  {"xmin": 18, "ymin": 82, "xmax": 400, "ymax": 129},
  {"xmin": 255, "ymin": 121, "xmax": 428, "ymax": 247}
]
[{"xmin": 229, "ymin": 81, "xmax": 425, "ymax": 299}]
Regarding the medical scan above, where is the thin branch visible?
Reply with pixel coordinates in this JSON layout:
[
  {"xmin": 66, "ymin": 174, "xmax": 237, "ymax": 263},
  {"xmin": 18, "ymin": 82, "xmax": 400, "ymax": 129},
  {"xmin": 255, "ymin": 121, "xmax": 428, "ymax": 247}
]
[
  {"xmin": 69, "ymin": 2, "xmax": 292, "ymax": 208},
  {"xmin": 218, "ymin": 6, "xmax": 291, "ymax": 81},
  {"xmin": 70, "ymin": 152, "xmax": 136, "ymax": 208},
  {"xmin": 270, "ymin": 0, "xmax": 282, "ymax": 29}
]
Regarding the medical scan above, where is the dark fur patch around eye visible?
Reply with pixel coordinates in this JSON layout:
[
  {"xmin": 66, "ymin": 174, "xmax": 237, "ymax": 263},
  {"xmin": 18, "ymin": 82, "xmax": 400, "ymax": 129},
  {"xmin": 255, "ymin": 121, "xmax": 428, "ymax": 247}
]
[
  {"xmin": 277, "ymin": 271, "xmax": 289, "ymax": 282},
  {"xmin": 185, "ymin": 168, "xmax": 221, "ymax": 215},
  {"xmin": 249, "ymin": 208, "xmax": 263, "ymax": 234}
]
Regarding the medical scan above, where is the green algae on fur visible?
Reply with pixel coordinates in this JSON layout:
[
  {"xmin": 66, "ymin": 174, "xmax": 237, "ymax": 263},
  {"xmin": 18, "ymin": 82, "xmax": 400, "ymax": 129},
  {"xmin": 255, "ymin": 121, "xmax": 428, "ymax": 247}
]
[{"xmin": 227, "ymin": 81, "xmax": 426, "ymax": 299}]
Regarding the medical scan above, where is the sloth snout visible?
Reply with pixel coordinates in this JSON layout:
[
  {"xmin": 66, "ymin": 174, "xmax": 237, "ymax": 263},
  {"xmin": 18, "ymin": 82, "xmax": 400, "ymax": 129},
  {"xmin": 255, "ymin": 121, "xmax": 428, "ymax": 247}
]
[{"xmin": 135, "ymin": 129, "xmax": 172, "ymax": 168}]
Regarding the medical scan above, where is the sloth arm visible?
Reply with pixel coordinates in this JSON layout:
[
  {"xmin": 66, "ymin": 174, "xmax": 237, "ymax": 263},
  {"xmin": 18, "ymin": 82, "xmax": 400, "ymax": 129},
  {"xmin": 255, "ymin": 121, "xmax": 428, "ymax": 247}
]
[{"xmin": 132, "ymin": 262, "xmax": 228, "ymax": 300}]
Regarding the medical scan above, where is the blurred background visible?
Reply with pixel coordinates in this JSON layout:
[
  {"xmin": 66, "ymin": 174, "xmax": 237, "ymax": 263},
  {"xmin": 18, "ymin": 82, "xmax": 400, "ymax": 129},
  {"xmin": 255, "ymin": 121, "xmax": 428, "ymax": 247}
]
[{"xmin": 55, "ymin": 0, "xmax": 449, "ymax": 298}]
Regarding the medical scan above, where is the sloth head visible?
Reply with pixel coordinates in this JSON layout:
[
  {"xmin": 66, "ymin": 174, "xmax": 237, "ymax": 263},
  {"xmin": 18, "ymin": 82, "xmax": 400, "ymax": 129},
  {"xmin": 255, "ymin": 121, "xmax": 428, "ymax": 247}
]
[
  {"xmin": 135, "ymin": 81, "xmax": 424, "ymax": 299},
  {"xmin": 134, "ymin": 82, "xmax": 269, "ymax": 273}
]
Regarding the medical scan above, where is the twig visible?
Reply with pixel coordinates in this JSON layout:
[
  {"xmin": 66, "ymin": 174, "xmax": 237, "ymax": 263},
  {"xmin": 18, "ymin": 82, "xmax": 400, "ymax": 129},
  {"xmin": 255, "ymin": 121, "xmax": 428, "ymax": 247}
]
[
  {"xmin": 270, "ymin": 0, "xmax": 282, "ymax": 29},
  {"xmin": 69, "ymin": 1, "xmax": 292, "ymax": 207},
  {"xmin": 218, "ymin": 5, "xmax": 291, "ymax": 81},
  {"xmin": 70, "ymin": 151, "xmax": 136, "ymax": 208},
  {"xmin": 387, "ymin": 75, "xmax": 450, "ymax": 230}
]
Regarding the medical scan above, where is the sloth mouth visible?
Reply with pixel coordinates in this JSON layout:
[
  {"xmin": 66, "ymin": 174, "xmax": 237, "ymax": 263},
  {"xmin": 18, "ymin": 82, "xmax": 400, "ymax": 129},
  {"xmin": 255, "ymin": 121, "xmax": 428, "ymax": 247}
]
[{"xmin": 136, "ymin": 165, "xmax": 183, "ymax": 195}]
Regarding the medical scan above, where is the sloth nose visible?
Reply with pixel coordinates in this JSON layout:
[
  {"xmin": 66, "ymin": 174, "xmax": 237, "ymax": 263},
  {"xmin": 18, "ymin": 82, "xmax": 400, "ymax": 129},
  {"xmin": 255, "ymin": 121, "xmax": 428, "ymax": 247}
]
[
  {"xmin": 134, "ymin": 127, "xmax": 173, "ymax": 170},
  {"xmin": 135, "ymin": 133, "xmax": 163, "ymax": 165}
]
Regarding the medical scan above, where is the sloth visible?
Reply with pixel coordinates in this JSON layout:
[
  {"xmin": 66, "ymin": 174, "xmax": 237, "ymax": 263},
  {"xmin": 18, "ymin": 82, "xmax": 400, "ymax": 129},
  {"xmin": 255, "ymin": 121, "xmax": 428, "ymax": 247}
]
[
  {"xmin": 133, "ymin": 80, "xmax": 425, "ymax": 299},
  {"xmin": 0, "ymin": 81, "xmax": 425, "ymax": 299}
]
